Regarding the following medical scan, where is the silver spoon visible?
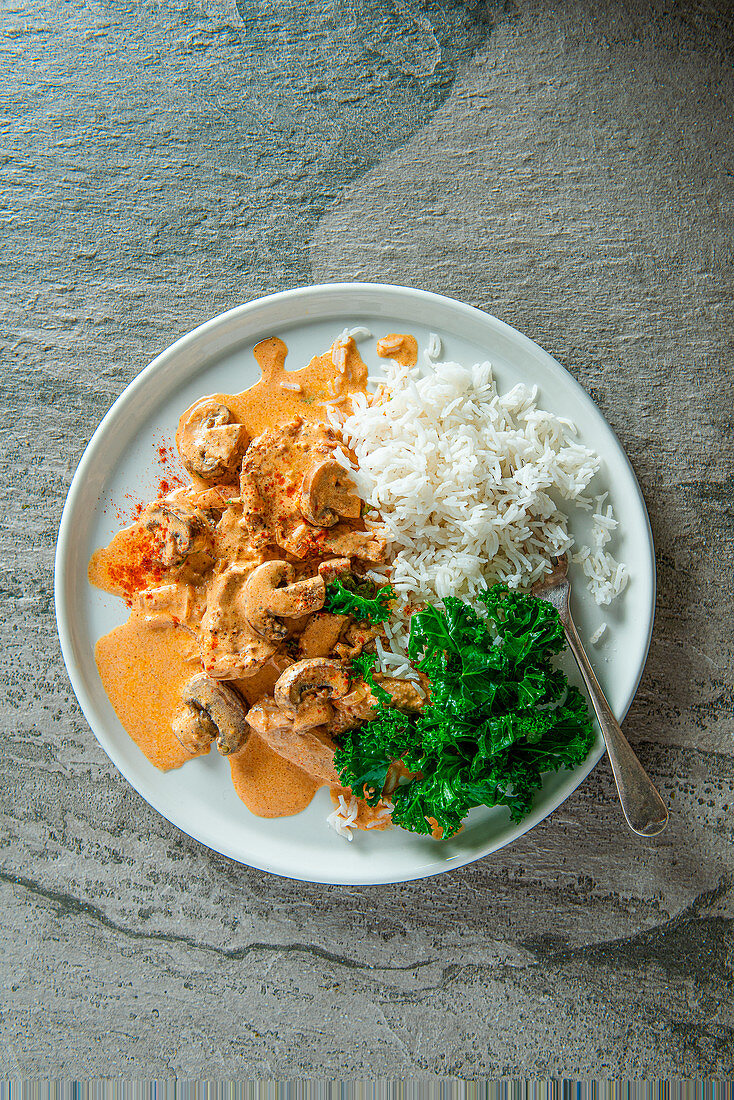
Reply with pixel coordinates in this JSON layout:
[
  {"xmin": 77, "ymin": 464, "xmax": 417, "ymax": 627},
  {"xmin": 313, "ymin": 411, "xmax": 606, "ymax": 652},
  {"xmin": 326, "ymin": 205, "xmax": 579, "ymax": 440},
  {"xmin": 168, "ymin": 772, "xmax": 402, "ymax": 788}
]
[{"xmin": 532, "ymin": 555, "xmax": 668, "ymax": 837}]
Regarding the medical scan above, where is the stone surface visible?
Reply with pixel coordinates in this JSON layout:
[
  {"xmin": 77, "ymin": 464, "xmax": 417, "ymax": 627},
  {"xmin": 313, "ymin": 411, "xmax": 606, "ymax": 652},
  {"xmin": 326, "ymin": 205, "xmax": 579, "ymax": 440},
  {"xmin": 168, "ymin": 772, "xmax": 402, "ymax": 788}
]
[{"xmin": 1, "ymin": 0, "xmax": 733, "ymax": 1080}]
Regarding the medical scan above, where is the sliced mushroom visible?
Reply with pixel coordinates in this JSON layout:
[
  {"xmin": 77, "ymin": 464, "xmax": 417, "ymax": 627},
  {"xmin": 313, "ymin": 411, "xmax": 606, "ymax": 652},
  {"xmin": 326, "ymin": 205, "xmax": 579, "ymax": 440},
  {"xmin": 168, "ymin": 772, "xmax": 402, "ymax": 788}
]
[
  {"xmin": 243, "ymin": 560, "xmax": 325, "ymax": 641},
  {"xmin": 300, "ymin": 459, "xmax": 362, "ymax": 528},
  {"xmin": 172, "ymin": 701, "xmax": 218, "ymax": 754},
  {"xmin": 171, "ymin": 673, "xmax": 249, "ymax": 756},
  {"xmin": 274, "ymin": 657, "xmax": 350, "ymax": 735},
  {"xmin": 295, "ymin": 697, "xmax": 334, "ymax": 733},
  {"xmin": 274, "ymin": 658, "xmax": 350, "ymax": 708},
  {"xmin": 177, "ymin": 398, "xmax": 249, "ymax": 482},
  {"xmin": 143, "ymin": 504, "xmax": 215, "ymax": 576}
]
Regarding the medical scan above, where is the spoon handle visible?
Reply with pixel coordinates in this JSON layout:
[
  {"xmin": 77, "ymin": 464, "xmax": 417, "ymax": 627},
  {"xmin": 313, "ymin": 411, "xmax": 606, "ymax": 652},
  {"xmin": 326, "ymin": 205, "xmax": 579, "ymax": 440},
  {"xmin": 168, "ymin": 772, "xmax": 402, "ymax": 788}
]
[{"xmin": 562, "ymin": 612, "xmax": 668, "ymax": 836}]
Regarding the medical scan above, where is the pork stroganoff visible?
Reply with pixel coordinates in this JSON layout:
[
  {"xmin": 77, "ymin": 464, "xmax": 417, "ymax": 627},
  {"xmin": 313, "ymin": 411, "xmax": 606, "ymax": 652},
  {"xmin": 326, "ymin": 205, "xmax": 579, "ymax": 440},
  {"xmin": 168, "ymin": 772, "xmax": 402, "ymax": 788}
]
[{"xmin": 89, "ymin": 329, "xmax": 627, "ymax": 841}]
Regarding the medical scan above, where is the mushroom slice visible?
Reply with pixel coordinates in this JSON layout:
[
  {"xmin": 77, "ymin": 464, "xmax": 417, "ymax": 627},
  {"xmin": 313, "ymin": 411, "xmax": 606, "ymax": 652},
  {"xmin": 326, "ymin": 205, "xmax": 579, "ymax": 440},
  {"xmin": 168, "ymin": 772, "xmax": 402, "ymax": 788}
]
[
  {"xmin": 177, "ymin": 398, "xmax": 249, "ymax": 482},
  {"xmin": 144, "ymin": 504, "xmax": 215, "ymax": 575},
  {"xmin": 274, "ymin": 658, "xmax": 350, "ymax": 710},
  {"xmin": 299, "ymin": 459, "xmax": 362, "ymax": 528},
  {"xmin": 243, "ymin": 560, "xmax": 325, "ymax": 641},
  {"xmin": 171, "ymin": 673, "xmax": 249, "ymax": 756}
]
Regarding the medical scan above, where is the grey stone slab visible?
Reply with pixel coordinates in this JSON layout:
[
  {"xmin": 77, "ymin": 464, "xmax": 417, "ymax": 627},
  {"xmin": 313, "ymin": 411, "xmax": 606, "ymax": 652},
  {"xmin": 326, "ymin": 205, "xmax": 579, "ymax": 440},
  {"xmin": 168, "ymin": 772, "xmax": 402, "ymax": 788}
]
[{"xmin": 1, "ymin": 0, "xmax": 733, "ymax": 1080}]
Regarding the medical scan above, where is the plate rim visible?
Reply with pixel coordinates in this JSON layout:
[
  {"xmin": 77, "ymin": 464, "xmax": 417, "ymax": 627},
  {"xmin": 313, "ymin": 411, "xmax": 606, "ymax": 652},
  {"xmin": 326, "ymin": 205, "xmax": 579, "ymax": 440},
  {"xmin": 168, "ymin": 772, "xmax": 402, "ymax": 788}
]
[{"xmin": 54, "ymin": 282, "xmax": 656, "ymax": 884}]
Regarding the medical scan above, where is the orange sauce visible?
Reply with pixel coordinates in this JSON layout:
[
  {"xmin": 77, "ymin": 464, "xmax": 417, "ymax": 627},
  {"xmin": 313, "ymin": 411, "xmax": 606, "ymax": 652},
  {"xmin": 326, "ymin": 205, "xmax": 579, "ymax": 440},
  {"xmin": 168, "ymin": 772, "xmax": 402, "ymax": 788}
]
[
  {"xmin": 91, "ymin": 333, "xmax": 373, "ymax": 820},
  {"xmin": 232, "ymin": 661, "xmax": 286, "ymax": 706},
  {"xmin": 229, "ymin": 736, "xmax": 318, "ymax": 817},
  {"xmin": 88, "ymin": 525, "xmax": 166, "ymax": 602},
  {"xmin": 180, "ymin": 335, "xmax": 368, "ymax": 444},
  {"xmin": 377, "ymin": 333, "xmax": 418, "ymax": 368},
  {"xmin": 95, "ymin": 614, "xmax": 203, "ymax": 769}
]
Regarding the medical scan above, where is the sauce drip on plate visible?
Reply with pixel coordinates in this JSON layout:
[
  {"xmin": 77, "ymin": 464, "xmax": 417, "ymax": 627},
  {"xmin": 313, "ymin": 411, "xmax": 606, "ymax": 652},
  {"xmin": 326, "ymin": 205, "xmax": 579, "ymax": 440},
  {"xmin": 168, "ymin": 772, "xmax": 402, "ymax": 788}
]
[{"xmin": 89, "ymin": 334, "xmax": 404, "ymax": 821}]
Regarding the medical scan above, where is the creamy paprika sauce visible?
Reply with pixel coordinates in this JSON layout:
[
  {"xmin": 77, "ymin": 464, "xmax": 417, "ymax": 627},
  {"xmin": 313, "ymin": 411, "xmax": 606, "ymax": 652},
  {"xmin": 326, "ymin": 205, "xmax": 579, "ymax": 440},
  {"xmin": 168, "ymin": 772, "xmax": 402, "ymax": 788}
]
[
  {"xmin": 94, "ymin": 616, "xmax": 201, "ymax": 770},
  {"xmin": 167, "ymin": 334, "xmax": 370, "ymax": 459},
  {"xmin": 89, "ymin": 332, "xmax": 418, "ymax": 826}
]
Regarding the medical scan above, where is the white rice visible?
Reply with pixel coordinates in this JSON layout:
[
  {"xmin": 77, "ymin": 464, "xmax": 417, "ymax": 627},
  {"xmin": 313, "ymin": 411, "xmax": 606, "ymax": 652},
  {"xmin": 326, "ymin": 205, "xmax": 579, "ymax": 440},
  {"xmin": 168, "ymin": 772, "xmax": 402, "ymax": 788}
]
[
  {"xmin": 344, "ymin": 325, "xmax": 373, "ymax": 342},
  {"xmin": 427, "ymin": 333, "xmax": 442, "ymax": 360},
  {"xmin": 569, "ymin": 493, "xmax": 628, "ymax": 605},
  {"xmin": 331, "ymin": 344, "xmax": 347, "ymax": 372},
  {"xmin": 324, "ymin": 335, "xmax": 629, "ymax": 833},
  {"xmin": 326, "ymin": 793, "xmax": 394, "ymax": 839},
  {"xmin": 326, "ymin": 794, "xmax": 359, "ymax": 840},
  {"xmin": 377, "ymin": 335, "xmax": 404, "ymax": 354},
  {"xmin": 333, "ymin": 445, "xmax": 354, "ymax": 469},
  {"xmin": 338, "ymin": 352, "xmax": 628, "ymax": 639}
]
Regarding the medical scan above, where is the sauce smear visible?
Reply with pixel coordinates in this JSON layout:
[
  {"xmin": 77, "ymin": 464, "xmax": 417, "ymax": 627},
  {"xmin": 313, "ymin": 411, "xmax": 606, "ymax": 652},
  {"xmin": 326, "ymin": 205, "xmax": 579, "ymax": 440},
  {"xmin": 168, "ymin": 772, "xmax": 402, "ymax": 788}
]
[
  {"xmin": 89, "ymin": 332, "xmax": 405, "ymax": 824},
  {"xmin": 95, "ymin": 615, "xmax": 202, "ymax": 769},
  {"xmin": 229, "ymin": 737, "xmax": 318, "ymax": 817}
]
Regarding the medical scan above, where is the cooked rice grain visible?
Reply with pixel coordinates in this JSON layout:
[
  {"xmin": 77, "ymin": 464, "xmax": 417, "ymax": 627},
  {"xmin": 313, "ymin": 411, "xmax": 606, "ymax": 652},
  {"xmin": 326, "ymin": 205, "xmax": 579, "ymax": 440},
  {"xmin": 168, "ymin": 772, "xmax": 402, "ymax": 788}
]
[{"xmin": 339, "ymin": 355, "xmax": 626, "ymax": 611}]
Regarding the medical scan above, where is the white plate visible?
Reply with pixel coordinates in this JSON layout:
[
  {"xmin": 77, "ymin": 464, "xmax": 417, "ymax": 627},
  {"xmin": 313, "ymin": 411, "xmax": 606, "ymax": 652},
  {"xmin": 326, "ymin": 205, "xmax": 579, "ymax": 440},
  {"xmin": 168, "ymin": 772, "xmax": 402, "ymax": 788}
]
[{"xmin": 55, "ymin": 284, "xmax": 655, "ymax": 885}]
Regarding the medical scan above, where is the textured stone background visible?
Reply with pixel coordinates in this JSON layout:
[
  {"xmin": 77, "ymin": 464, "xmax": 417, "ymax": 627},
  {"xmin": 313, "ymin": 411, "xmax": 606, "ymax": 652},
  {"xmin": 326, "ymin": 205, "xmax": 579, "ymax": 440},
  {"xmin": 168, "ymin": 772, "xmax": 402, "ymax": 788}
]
[{"xmin": 2, "ymin": 0, "xmax": 733, "ymax": 1079}]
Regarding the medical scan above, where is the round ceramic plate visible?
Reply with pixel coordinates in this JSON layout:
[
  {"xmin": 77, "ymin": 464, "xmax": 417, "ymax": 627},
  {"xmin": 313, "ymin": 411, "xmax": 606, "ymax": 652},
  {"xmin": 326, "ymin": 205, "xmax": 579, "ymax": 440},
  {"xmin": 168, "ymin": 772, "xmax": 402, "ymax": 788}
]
[{"xmin": 55, "ymin": 284, "xmax": 655, "ymax": 885}]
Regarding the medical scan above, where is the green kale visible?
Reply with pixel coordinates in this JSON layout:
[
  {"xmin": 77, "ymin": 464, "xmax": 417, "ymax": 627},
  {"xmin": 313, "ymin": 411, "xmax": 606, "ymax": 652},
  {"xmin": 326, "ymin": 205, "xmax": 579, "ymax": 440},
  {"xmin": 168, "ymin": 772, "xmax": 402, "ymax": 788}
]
[
  {"xmin": 332, "ymin": 654, "xmax": 414, "ymax": 805},
  {"xmin": 324, "ymin": 577, "xmax": 395, "ymax": 623},
  {"xmin": 334, "ymin": 585, "xmax": 595, "ymax": 836}
]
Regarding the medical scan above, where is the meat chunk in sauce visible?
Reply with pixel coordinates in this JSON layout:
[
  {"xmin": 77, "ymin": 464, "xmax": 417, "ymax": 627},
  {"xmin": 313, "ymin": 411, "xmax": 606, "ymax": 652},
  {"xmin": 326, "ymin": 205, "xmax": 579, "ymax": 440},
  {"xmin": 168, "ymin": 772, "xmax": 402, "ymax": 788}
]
[
  {"xmin": 330, "ymin": 675, "xmax": 425, "ymax": 734},
  {"xmin": 132, "ymin": 582, "xmax": 200, "ymax": 630},
  {"xmin": 89, "ymin": 332, "xmax": 430, "ymax": 835},
  {"xmin": 239, "ymin": 417, "xmax": 385, "ymax": 563},
  {"xmin": 199, "ymin": 563, "xmax": 277, "ymax": 679},
  {"xmin": 239, "ymin": 418, "xmax": 334, "ymax": 554},
  {"xmin": 298, "ymin": 612, "xmax": 348, "ymax": 658},
  {"xmin": 244, "ymin": 696, "xmax": 339, "ymax": 783}
]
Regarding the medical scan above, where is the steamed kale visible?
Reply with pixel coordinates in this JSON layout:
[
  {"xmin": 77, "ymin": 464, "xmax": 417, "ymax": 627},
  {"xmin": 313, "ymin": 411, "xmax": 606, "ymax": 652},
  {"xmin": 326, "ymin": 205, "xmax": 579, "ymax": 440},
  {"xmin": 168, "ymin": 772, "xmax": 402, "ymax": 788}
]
[
  {"xmin": 334, "ymin": 585, "xmax": 595, "ymax": 837},
  {"xmin": 324, "ymin": 576, "xmax": 395, "ymax": 623},
  {"xmin": 332, "ymin": 653, "xmax": 414, "ymax": 807}
]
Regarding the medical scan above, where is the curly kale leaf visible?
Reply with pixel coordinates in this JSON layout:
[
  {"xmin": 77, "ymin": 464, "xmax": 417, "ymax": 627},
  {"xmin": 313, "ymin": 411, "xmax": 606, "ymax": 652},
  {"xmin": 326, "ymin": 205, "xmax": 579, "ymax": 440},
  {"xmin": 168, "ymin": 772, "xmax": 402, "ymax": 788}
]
[
  {"xmin": 332, "ymin": 654, "xmax": 415, "ymax": 805},
  {"xmin": 324, "ymin": 577, "xmax": 395, "ymax": 623},
  {"xmin": 334, "ymin": 585, "xmax": 596, "ymax": 837},
  {"xmin": 477, "ymin": 585, "xmax": 566, "ymax": 663}
]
